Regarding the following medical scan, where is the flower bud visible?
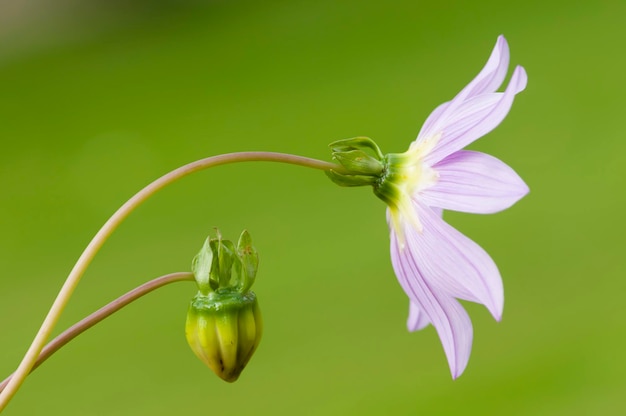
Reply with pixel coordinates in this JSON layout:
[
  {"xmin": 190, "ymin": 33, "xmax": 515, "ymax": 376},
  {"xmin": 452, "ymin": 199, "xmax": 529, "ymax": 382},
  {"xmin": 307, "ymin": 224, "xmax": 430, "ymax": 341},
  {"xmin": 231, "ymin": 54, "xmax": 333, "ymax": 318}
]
[
  {"xmin": 186, "ymin": 230, "xmax": 262, "ymax": 382},
  {"xmin": 186, "ymin": 290, "xmax": 262, "ymax": 382}
]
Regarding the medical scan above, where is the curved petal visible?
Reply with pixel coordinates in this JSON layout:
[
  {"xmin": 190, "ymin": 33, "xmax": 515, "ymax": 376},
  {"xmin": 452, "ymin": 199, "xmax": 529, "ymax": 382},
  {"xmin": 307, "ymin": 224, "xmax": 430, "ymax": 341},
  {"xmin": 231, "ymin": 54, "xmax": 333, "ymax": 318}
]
[
  {"xmin": 421, "ymin": 150, "xmax": 529, "ymax": 214},
  {"xmin": 469, "ymin": 35, "xmax": 511, "ymax": 97},
  {"xmin": 424, "ymin": 66, "xmax": 528, "ymax": 165},
  {"xmin": 390, "ymin": 225, "xmax": 472, "ymax": 378},
  {"xmin": 417, "ymin": 36, "xmax": 510, "ymax": 143},
  {"xmin": 407, "ymin": 301, "xmax": 430, "ymax": 332},
  {"xmin": 418, "ymin": 102, "xmax": 449, "ymax": 143},
  {"xmin": 403, "ymin": 201, "xmax": 504, "ymax": 320}
]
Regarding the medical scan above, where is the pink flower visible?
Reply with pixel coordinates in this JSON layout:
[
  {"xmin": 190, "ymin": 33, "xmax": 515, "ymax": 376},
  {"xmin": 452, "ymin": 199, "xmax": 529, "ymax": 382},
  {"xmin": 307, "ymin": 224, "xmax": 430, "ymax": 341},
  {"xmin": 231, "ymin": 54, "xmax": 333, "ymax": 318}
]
[{"xmin": 382, "ymin": 36, "xmax": 528, "ymax": 378}]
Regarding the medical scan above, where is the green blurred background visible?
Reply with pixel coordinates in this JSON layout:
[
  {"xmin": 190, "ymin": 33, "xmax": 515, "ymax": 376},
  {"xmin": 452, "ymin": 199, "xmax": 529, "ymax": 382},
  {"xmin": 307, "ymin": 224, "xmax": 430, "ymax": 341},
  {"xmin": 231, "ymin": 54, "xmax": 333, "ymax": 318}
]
[{"xmin": 1, "ymin": 0, "xmax": 624, "ymax": 414}]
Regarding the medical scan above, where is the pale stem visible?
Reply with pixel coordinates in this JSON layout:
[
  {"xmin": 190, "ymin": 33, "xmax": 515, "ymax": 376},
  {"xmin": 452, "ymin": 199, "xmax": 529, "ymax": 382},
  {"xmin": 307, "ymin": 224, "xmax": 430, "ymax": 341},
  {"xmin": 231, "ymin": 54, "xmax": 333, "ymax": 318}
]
[
  {"xmin": 0, "ymin": 272, "xmax": 194, "ymax": 393},
  {"xmin": 0, "ymin": 152, "xmax": 341, "ymax": 411}
]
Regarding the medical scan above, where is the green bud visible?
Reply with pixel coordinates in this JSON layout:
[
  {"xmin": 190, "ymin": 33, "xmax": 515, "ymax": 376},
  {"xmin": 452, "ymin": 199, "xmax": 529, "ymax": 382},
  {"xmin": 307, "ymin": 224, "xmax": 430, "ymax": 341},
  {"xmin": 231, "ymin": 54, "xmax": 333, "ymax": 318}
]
[
  {"xmin": 187, "ymin": 230, "xmax": 262, "ymax": 382},
  {"xmin": 186, "ymin": 290, "xmax": 262, "ymax": 382}
]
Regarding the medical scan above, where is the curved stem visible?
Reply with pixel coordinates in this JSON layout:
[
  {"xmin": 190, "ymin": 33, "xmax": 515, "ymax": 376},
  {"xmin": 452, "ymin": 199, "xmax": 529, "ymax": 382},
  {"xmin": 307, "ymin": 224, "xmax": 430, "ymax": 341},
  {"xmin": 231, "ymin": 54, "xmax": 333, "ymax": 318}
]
[
  {"xmin": 0, "ymin": 272, "xmax": 194, "ymax": 393},
  {"xmin": 0, "ymin": 152, "xmax": 342, "ymax": 411}
]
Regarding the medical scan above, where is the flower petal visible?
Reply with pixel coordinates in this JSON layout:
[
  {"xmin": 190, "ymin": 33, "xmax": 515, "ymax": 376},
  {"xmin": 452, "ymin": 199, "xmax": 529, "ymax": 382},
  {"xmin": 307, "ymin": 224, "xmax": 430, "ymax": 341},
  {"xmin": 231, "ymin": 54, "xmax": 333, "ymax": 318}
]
[
  {"xmin": 417, "ymin": 36, "xmax": 510, "ymax": 144},
  {"xmin": 423, "ymin": 65, "xmax": 528, "ymax": 165},
  {"xmin": 421, "ymin": 150, "xmax": 529, "ymax": 214},
  {"xmin": 418, "ymin": 102, "xmax": 449, "ymax": 143},
  {"xmin": 431, "ymin": 206, "xmax": 443, "ymax": 218},
  {"xmin": 468, "ymin": 35, "xmax": 511, "ymax": 97},
  {"xmin": 390, "ymin": 225, "xmax": 473, "ymax": 378},
  {"xmin": 404, "ymin": 201, "xmax": 504, "ymax": 320},
  {"xmin": 407, "ymin": 301, "xmax": 430, "ymax": 332}
]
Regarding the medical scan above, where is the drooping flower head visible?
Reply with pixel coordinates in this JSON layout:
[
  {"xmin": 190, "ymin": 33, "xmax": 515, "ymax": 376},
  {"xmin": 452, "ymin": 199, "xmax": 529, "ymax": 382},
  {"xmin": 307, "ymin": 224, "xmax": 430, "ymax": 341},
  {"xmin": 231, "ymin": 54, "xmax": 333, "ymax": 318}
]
[{"xmin": 328, "ymin": 36, "xmax": 528, "ymax": 378}]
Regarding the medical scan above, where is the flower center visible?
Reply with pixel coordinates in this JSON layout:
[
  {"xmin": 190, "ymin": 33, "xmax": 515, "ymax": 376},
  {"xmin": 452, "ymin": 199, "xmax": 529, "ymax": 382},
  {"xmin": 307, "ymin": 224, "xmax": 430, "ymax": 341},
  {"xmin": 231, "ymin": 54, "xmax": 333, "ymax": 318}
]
[{"xmin": 374, "ymin": 136, "xmax": 439, "ymax": 243}]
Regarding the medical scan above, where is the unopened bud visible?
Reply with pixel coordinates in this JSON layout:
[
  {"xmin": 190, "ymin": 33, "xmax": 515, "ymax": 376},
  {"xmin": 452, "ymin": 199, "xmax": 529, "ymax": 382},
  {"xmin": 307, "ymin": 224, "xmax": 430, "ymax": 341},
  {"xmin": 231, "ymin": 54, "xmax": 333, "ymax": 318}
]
[{"xmin": 186, "ymin": 230, "xmax": 262, "ymax": 382}]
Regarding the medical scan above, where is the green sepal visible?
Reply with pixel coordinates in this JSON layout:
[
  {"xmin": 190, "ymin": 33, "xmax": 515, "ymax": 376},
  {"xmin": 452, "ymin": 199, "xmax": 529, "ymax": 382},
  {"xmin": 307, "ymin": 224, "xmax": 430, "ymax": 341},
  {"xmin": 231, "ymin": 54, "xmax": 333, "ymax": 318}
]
[
  {"xmin": 209, "ymin": 234, "xmax": 236, "ymax": 290},
  {"xmin": 332, "ymin": 149, "xmax": 384, "ymax": 175},
  {"xmin": 329, "ymin": 136, "xmax": 384, "ymax": 160},
  {"xmin": 191, "ymin": 229, "xmax": 260, "ymax": 295},
  {"xmin": 191, "ymin": 237, "xmax": 214, "ymax": 294},
  {"xmin": 237, "ymin": 230, "xmax": 258, "ymax": 293},
  {"xmin": 325, "ymin": 169, "xmax": 379, "ymax": 187},
  {"xmin": 327, "ymin": 136, "xmax": 387, "ymax": 189}
]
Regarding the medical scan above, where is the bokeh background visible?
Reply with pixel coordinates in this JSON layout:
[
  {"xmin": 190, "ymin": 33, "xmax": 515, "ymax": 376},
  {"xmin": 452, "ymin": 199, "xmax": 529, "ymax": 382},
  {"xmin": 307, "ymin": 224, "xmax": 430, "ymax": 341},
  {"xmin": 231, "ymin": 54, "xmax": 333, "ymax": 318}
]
[{"xmin": 1, "ymin": 0, "xmax": 624, "ymax": 414}]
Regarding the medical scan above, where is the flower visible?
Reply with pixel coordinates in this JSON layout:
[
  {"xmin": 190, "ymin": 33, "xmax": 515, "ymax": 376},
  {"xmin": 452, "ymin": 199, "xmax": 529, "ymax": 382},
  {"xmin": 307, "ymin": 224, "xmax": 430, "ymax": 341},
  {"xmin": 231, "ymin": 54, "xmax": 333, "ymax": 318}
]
[
  {"xmin": 328, "ymin": 35, "xmax": 528, "ymax": 378},
  {"xmin": 382, "ymin": 36, "xmax": 528, "ymax": 378}
]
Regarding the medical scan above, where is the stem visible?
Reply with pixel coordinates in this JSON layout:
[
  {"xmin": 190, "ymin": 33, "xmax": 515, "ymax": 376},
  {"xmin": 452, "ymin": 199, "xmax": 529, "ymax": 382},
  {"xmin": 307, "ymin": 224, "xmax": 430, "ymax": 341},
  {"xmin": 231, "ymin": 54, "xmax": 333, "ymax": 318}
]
[
  {"xmin": 0, "ymin": 152, "xmax": 341, "ymax": 411},
  {"xmin": 0, "ymin": 272, "xmax": 194, "ymax": 393}
]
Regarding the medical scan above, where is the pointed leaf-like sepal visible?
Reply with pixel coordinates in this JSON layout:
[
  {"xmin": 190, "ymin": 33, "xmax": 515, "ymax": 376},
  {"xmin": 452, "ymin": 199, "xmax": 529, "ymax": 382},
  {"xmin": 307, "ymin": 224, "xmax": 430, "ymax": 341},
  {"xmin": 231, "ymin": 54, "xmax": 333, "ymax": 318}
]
[
  {"xmin": 192, "ymin": 229, "xmax": 258, "ymax": 294},
  {"xmin": 329, "ymin": 136, "xmax": 385, "ymax": 160},
  {"xmin": 237, "ymin": 230, "xmax": 258, "ymax": 293},
  {"xmin": 209, "ymin": 233, "xmax": 236, "ymax": 289},
  {"xmin": 191, "ymin": 238, "xmax": 214, "ymax": 295}
]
